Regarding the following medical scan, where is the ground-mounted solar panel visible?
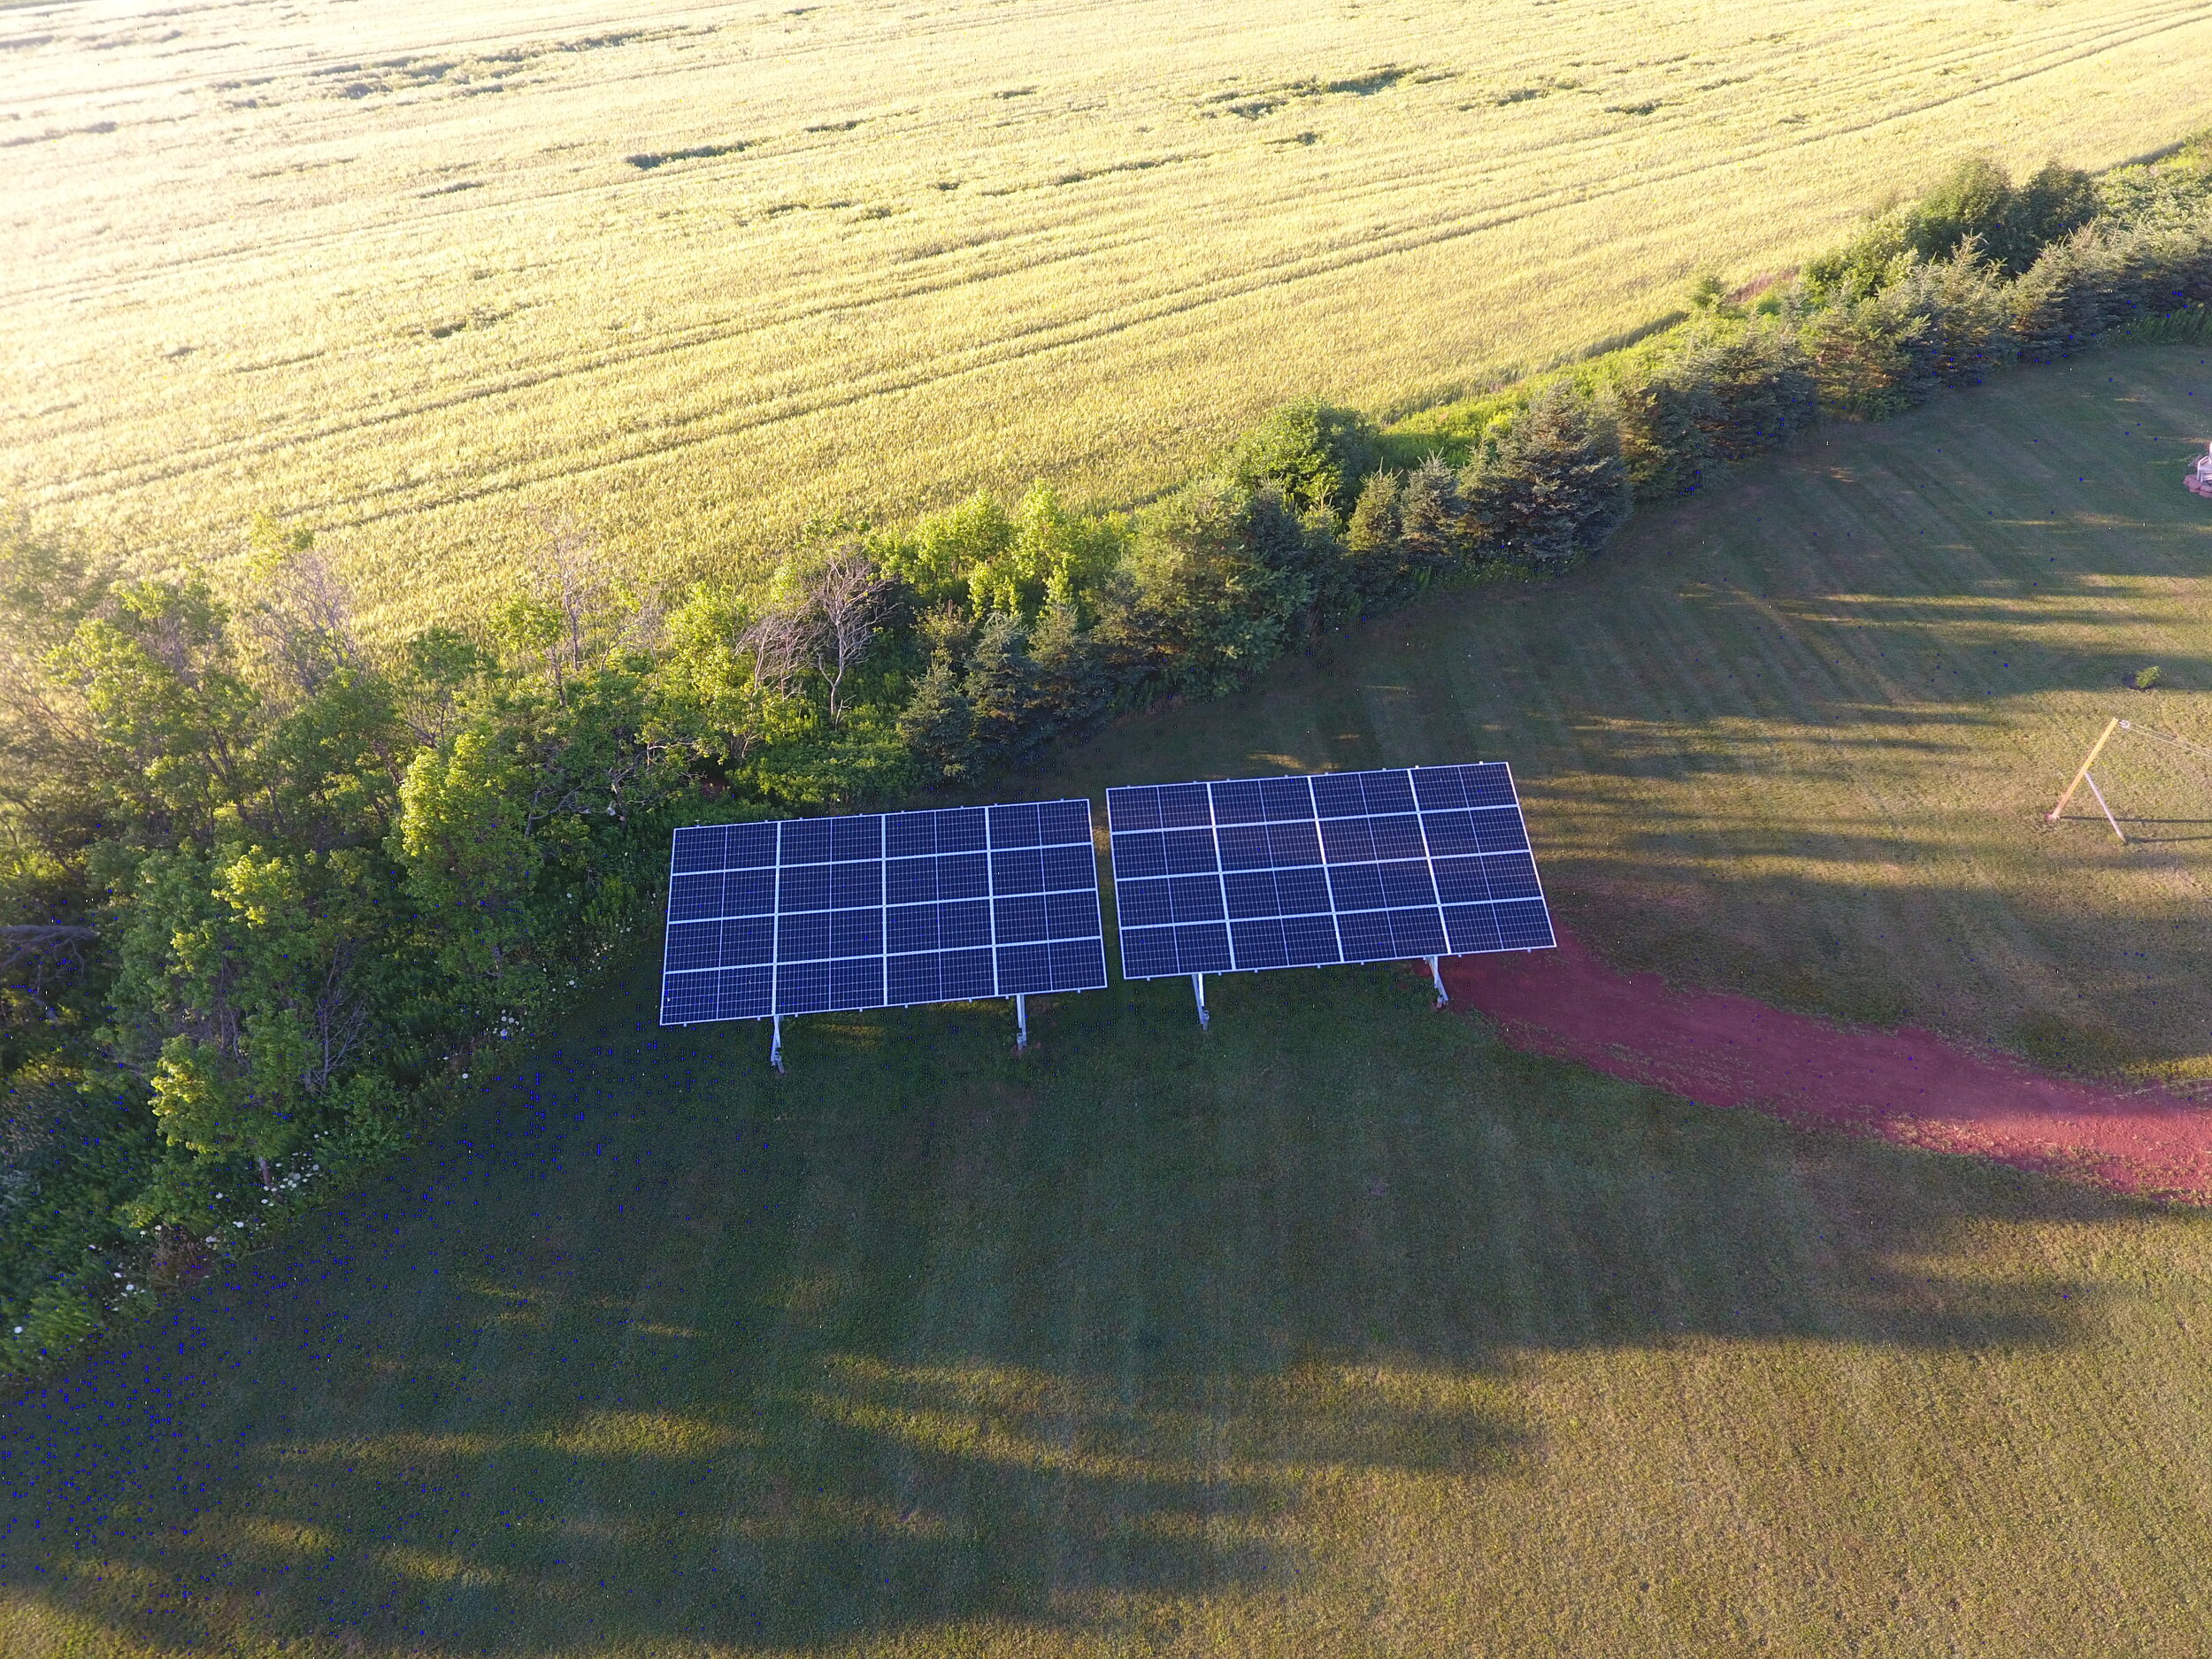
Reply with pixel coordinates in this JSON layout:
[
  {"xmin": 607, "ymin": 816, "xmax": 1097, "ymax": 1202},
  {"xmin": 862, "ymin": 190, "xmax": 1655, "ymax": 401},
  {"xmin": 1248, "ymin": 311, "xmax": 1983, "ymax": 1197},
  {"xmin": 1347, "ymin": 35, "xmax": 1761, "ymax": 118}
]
[
  {"xmin": 661, "ymin": 800, "xmax": 1107, "ymax": 1056},
  {"xmin": 1104, "ymin": 765, "xmax": 1553, "ymax": 1010}
]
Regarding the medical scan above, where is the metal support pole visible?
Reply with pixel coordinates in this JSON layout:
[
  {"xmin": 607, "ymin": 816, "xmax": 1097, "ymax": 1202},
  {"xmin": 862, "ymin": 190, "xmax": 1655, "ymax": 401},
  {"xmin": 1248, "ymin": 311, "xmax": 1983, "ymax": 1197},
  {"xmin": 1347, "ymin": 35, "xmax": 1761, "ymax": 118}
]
[
  {"xmin": 1192, "ymin": 973, "xmax": 1210, "ymax": 1031},
  {"xmin": 1014, "ymin": 994, "xmax": 1028, "ymax": 1052},
  {"xmin": 1428, "ymin": 956, "xmax": 1448, "ymax": 1007},
  {"xmin": 2050, "ymin": 717, "xmax": 2121, "ymax": 822},
  {"xmin": 770, "ymin": 1015, "xmax": 784, "ymax": 1073},
  {"xmin": 2084, "ymin": 770, "xmax": 2128, "ymax": 843}
]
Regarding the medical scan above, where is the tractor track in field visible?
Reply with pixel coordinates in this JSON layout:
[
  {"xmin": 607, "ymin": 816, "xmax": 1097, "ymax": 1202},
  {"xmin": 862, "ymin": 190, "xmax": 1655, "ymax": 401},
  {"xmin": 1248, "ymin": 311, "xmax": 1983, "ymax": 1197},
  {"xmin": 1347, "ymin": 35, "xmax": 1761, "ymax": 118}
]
[{"xmin": 1445, "ymin": 927, "xmax": 2212, "ymax": 1203}]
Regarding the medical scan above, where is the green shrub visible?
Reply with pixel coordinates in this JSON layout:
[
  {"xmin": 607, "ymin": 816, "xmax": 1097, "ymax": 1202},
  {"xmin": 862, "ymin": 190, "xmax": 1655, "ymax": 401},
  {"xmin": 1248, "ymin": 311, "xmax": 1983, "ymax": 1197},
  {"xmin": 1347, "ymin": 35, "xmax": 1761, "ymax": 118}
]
[
  {"xmin": 1227, "ymin": 398, "xmax": 1384, "ymax": 518},
  {"xmin": 1802, "ymin": 157, "xmax": 2101, "ymax": 303},
  {"xmin": 2099, "ymin": 133, "xmax": 2212, "ymax": 227},
  {"xmin": 1094, "ymin": 480, "xmax": 1316, "ymax": 699},
  {"xmin": 0, "ymin": 1281, "xmax": 103, "ymax": 1379}
]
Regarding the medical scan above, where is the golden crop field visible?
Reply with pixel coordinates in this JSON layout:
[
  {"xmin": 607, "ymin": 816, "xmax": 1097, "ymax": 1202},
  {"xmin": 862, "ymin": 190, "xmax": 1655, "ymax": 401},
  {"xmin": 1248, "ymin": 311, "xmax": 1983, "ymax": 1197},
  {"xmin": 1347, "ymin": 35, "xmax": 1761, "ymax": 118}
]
[{"xmin": 5, "ymin": 0, "xmax": 2212, "ymax": 636}]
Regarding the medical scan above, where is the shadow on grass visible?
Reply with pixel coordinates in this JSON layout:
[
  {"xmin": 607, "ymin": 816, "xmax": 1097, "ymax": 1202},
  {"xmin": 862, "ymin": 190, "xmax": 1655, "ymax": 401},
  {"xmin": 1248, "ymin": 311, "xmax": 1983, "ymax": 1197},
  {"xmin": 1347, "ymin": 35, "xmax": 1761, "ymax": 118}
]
[
  {"xmin": 2083, "ymin": 814, "xmax": 2212, "ymax": 844},
  {"xmin": 0, "ymin": 962, "xmax": 2127, "ymax": 1655}
]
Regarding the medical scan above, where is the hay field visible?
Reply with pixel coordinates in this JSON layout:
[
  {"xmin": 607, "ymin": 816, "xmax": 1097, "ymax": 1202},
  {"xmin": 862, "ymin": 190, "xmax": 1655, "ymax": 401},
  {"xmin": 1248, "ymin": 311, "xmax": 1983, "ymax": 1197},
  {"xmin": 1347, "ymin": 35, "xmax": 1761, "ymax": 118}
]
[{"xmin": 5, "ymin": 0, "xmax": 2212, "ymax": 634}]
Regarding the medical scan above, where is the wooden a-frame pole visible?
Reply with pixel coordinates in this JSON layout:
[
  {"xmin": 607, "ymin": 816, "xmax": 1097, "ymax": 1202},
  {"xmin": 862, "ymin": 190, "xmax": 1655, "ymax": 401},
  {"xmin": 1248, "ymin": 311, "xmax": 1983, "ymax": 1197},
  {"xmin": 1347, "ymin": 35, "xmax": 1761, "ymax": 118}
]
[{"xmin": 2049, "ymin": 718, "xmax": 2122, "ymax": 825}]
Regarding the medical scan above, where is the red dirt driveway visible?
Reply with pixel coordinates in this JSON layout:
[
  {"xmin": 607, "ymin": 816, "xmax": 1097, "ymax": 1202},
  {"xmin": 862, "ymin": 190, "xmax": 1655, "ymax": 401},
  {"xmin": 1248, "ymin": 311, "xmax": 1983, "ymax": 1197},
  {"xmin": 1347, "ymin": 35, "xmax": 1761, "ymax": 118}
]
[{"xmin": 1443, "ymin": 929, "xmax": 2212, "ymax": 1203}]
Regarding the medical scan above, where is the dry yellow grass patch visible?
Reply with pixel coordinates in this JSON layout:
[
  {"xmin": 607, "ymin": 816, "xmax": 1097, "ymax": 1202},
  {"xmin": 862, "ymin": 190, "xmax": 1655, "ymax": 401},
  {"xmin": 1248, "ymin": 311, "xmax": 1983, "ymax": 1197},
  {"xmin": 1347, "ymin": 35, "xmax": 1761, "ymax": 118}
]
[{"xmin": 4, "ymin": 0, "xmax": 2211, "ymax": 634}]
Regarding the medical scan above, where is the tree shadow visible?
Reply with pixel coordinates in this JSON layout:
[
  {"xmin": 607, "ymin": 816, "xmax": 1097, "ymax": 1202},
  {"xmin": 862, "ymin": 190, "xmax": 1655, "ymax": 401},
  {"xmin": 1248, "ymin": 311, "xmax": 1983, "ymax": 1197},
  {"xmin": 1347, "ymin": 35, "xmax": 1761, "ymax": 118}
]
[
  {"xmin": 0, "ymin": 967, "xmax": 2131, "ymax": 1655},
  {"xmin": 2072, "ymin": 814, "xmax": 2212, "ymax": 843}
]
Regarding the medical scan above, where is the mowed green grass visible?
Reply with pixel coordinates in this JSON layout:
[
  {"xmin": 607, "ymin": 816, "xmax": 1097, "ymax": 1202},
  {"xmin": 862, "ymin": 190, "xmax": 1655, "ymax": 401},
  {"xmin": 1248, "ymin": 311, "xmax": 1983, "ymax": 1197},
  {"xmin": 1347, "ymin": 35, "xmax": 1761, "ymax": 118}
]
[
  {"xmin": 1046, "ymin": 343, "xmax": 2212, "ymax": 1076},
  {"xmin": 12, "ymin": 354, "xmax": 2212, "ymax": 1656},
  {"xmin": 4, "ymin": 969, "xmax": 2212, "ymax": 1659}
]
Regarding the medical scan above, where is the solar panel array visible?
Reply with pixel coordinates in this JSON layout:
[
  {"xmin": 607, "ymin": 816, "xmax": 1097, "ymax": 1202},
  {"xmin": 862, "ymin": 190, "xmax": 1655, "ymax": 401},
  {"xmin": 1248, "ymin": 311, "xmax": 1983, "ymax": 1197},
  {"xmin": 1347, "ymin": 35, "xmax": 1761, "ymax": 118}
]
[
  {"xmin": 661, "ymin": 800, "xmax": 1107, "ymax": 1025},
  {"xmin": 1104, "ymin": 764, "xmax": 1553, "ymax": 981}
]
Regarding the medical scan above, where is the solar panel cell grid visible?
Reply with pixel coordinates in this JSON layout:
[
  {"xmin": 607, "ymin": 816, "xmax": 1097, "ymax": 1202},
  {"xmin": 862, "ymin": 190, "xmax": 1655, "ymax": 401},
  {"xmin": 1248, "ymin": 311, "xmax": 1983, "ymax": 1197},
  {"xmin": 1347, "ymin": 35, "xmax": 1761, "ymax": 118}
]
[
  {"xmin": 662, "ymin": 800, "xmax": 1107, "ymax": 1025},
  {"xmin": 1105, "ymin": 764, "xmax": 1554, "ymax": 981}
]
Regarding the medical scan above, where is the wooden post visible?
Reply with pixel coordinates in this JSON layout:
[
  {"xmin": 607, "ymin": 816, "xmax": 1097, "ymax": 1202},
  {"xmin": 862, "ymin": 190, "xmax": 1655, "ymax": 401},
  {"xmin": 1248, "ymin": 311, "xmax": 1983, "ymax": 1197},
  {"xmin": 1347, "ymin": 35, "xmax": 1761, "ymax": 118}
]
[{"xmin": 2049, "ymin": 718, "xmax": 2121, "ymax": 823}]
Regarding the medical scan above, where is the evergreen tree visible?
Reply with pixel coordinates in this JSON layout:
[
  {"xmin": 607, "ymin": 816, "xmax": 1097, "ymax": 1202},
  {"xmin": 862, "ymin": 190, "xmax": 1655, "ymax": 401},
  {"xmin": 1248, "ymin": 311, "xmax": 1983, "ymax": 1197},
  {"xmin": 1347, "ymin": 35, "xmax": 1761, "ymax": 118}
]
[
  {"xmin": 1345, "ymin": 469, "xmax": 1402, "ymax": 554},
  {"xmin": 1696, "ymin": 320, "xmax": 1819, "ymax": 459},
  {"xmin": 1344, "ymin": 469, "xmax": 1408, "ymax": 604},
  {"xmin": 1397, "ymin": 457, "xmax": 1468, "ymax": 580},
  {"xmin": 1610, "ymin": 351, "xmax": 1720, "ymax": 499},
  {"xmin": 1027, "ymin": 600, "xmax": 1113, "ymax": 740},
  {"xmin": 2010, "ymin": 233, "xmax": 2112, "ymax": 362},
  {"xmin": 895, "ymin": 650, "xmax": 976, "ymax": 783},
  {"xmin": 1461, "ymin": 385, "xmax": 1631, "ymax": 572},
  {"xmin": 962, "ymin": 611, "xmax": 1045, "ymax": 771},
  {"xmin": 1895, "ymin": 247, "xmax": 2017, "ymax": 386},
  {"xmin": 1802, "ymin": 290, "xmax": 1937, "ymax": 418}
]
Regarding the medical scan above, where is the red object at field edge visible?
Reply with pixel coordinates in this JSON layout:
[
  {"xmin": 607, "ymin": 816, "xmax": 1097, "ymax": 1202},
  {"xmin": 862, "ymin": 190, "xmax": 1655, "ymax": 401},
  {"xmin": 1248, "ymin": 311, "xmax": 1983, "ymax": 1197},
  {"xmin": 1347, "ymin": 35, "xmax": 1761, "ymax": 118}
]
[{"xmin": 1442, "ymin": 927, "xmax": 2212, "ymax": 1202}]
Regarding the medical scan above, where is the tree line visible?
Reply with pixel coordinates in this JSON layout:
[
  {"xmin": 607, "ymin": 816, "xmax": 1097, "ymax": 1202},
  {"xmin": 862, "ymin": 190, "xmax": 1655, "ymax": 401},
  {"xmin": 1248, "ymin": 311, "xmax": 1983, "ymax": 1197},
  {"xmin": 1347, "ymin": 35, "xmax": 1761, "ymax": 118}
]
[{"xmin": 4, "ymin": 138, "xmax": 2211, "ymax": 1375}]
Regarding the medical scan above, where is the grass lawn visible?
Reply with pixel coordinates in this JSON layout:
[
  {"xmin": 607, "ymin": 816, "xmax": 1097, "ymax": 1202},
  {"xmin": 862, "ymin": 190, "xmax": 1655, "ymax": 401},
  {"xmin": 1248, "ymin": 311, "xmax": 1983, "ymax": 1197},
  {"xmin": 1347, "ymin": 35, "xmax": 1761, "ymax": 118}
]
[
  {"xmin": 4, "ymin": 968, "xmax": 2210, "ymax": 1658},
  {"xmin": 9, "ymin": 349, "xmax": 2212, "ymax": 1655},
  {"xmin": 1044, "ymin": 344, "xmax": 2212, "ymax": 1076}
]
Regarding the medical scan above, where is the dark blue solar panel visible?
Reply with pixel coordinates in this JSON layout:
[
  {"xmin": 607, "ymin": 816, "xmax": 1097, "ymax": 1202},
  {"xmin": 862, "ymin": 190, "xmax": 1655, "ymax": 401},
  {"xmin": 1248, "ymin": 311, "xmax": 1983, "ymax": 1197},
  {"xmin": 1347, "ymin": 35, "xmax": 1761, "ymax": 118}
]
[
  {"xmin": 1105, "ymin": 764, "xmax": 1553, "ymax": 980},
  {"xmin": 662, "ymin": 800, "xmax": 1107, "ymax": 1024}
]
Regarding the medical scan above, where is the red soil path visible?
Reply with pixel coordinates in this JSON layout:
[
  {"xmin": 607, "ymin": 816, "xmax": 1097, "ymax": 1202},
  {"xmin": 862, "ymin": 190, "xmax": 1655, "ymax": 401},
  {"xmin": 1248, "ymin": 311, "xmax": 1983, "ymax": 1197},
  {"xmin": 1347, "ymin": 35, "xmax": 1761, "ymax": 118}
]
[{"xmin": 1442, "ymin": 929, "xmax": 2212, "ymax": 1203}]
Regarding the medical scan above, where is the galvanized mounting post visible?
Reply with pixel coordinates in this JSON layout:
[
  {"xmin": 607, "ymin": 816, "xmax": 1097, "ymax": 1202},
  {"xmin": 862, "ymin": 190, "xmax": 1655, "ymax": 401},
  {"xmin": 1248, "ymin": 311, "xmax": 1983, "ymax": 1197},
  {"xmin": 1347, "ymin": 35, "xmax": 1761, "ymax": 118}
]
[
  {"xmin": 769, "ymin": 1014, "xmax": 785, "ymax": 1073},
  {"xmin": 2084, "ymin": 770, "xmax": 2128, "ymax": 843},
  {"xmin": 1014, "ymin": 994, "xmax": 1028, "ymax": 1052},
  {"xmin": 1192, "ymin": 973, "xmax": 1210, "ymax": 1031},
  {"xmin": 1428, "ymin": 956, "xmax": 1448, "ymax": 1007}
]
